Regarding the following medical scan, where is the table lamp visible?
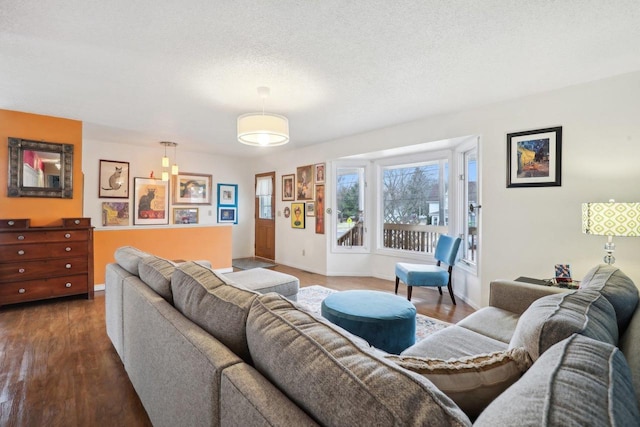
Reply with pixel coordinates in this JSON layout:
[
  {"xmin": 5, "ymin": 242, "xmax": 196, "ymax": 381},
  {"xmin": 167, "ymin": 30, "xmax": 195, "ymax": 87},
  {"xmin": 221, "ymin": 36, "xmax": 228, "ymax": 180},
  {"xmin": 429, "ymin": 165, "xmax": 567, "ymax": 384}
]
[{"xmin": 582, "ymin": 200, "xmax": 640, "ymax": 264}]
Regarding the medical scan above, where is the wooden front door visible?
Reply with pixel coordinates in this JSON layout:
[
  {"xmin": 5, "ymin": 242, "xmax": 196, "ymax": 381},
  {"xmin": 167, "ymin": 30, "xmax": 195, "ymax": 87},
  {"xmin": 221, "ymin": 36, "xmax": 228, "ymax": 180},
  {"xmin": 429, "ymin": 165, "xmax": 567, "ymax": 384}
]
[{"xmin": 255, "ymin": 172, "xmax": 275, "ymax": 260}]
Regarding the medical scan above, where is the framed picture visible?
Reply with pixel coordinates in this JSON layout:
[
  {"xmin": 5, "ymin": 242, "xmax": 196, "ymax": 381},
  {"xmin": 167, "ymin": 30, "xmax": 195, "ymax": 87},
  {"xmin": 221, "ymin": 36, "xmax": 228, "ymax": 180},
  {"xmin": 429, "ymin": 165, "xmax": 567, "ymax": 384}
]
[
  {"xmin": 507, "ymin": 126, "xmax": 562, "ymax": 188},
  {"xmin": 296, "ymin": 165, "xmax": 314, "ymax": 200},
  {"xmin": 315, "ymin": 184, "xmax": 325, "ymax": 234},
  {"xmin": 133, "ymin": 177, "xmax": 169, "ymax": 225},
  {"xmin": 101, "ymin": 202, "xmax": 129, "ymax": 226},
  {"xmin": 218, "ymin": 183, "xmax": 238, "ymax": 206},
  {"xmin": 314, "ymin": 163, "xmax": 326, "ymax": 184},
  {"xmin": 99, "ymin": 160, "xmax": 129, "ymax": 198},
  {"xmin": 282, "ymin": 174, "xmax": 295, "ymax": 201},
  {"xmin": 218, "ymin": 207, "xmax": 237, "ymax": 224},
  {"xmin": 291, "ymin": 202, "xmax": 305, "ymax": 228},
  {"xmin": 174, "ymin": 208, "xmax": 198, "ymax": 224},
  {"xmin": 173, "ymin": 173, "xmax": 212, "ymax": 205},
  {"xmin": 306, "ymin": 201, "xmax": 315, "ymax": 217}
]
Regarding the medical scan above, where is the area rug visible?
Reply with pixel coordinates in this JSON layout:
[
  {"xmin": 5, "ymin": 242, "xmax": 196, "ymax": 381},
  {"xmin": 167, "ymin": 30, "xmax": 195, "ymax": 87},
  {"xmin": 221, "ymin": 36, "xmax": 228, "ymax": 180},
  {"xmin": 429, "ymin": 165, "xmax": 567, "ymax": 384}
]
[
  {"xmin": 231, "ymin": 257, "xmax": 276, "ymax": 270},
  {"xmin": 296, "ymin": 285, "xmax": 451, "ymax": 342}
]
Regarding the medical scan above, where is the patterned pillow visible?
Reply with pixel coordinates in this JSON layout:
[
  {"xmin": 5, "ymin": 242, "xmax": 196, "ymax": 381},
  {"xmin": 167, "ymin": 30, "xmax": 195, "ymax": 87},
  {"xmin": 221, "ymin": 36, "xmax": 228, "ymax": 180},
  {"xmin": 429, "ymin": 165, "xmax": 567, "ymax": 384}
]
[
  {"xmin": 385, "ymin": 348, "xmax": 532, "ymax": 419},
  {"xmin": 246, "ymin": 293, "xmax": 471, "ymax": 427},
  {"xmin": 475, "ymin": 334, "xmax": 640, "ymax": 426},
  {"xmin": 580, "ymin": 264, "xmax": 639, "ymax": 332},
  {"xmin": 509, "ymin": 290, "xmax": 618, "ymax": 360},
  {"xmin": 113, "ymin": 246, "xmax": 149, "ymax": 275}
]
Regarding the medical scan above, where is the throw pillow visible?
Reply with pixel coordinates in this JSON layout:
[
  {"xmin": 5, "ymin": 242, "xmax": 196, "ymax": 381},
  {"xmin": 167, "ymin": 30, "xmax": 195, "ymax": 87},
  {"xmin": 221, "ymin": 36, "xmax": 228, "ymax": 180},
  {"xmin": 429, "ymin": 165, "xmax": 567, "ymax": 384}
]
[
  {"xmin": 385, "ymin": 348, "xmax": 532, "ymax": 419},
  {"xmin": 509, "ymin": 290, "xmax": 618, "ymax": 360},
  {"xmin": 579, "ymin": 264, "xmax": 639, "ymax": 332},
  {"xmin": 113, "ymin": 246, "xmax": 149, "ymax": 275},
  {"xmin": 475, "ymin": 334, "xmax": 640, "ymax": 426},
  {"xmin": 246, "ymin": 293, "xmax": 471, "ymax": 427},
  {"xmin": 171, "ymin": 262, "xmax": 258, "ymax": 363},
  {"xmin": 138, "ymin": 255, "xmax": 176, "ymax": 304}
]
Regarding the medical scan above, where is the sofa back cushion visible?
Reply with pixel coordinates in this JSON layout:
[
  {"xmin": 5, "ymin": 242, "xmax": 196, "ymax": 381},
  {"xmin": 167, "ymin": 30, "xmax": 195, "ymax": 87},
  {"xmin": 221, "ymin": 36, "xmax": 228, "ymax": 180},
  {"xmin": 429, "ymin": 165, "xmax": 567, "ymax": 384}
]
[
  {"xmin": 246, "ymin": 294, "xmax": 471, "ymax": 427},
  {"xmin": 475, "ymin": 334, "xmax": 640, "ymax": 426},
  {"xmin": 171, "ymin": 262, "xmax": 258, "ymax": 362},
  {"xmin": 138, "ymin": 255, "xmax": 177, "ymax": 304},
  {"xmin": 114, "ymin": 246, "xmax": 149, "ymax": 275},
  {"xmin": 385, "ymin": 348, "xmax": 532, "ymax": 420},
  {"xmin": 509, "ymin": 290, "xmax": 618, "ymax": 360},
  {"xmin": 620, "ymin": 308, "xmax": 640, "ymax": 409},
  {"xmin": 580, "ymin": 264, "xmax": 639, "ymax": 332}
]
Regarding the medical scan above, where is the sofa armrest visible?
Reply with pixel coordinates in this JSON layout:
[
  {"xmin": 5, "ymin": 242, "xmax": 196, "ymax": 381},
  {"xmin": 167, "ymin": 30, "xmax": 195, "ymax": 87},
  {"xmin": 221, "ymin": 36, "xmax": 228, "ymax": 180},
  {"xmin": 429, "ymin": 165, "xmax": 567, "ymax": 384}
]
[{"xmin": 489, "ymin": 280, "xmax": 569, "ymax": 315}]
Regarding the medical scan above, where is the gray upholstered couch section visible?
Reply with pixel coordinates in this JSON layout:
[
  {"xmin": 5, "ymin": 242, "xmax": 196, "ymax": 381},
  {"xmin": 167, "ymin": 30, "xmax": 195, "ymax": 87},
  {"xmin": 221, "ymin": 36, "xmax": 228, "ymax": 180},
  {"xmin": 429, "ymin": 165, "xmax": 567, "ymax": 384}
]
[{"xmin": 104, "ymin": 248, "xmax": 640, "ymax": 426}]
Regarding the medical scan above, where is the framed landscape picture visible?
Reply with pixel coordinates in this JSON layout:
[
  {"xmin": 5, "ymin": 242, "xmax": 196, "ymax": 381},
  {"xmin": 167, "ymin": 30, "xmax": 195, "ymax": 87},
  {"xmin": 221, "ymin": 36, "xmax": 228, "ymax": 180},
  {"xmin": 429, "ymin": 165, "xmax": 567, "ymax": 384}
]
[
  {"xmin": 133, "ymin": 177, "xmax": 169, "ymax": 225},
  {"xmin": 99, "ymin": 160, "xmax": 129, "ymax": 198},
  {"xmin": 173, "ymin": 172, "xmax": 212, "ymax": 205},
  {"xmin": 507, "ymin": 126, "xmax": 562, "ymax": 188},
  {"xmin": 173, "ymin": 207, "xmax": 198, "ymax": 224}
]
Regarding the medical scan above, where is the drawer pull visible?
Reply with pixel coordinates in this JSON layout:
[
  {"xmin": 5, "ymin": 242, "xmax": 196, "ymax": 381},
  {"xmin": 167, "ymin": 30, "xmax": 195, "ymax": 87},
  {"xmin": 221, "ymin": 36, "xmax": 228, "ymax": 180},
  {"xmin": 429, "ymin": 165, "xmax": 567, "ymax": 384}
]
[
  {"xmin": 65, "ymin": 282, "xmax": 72, "ymax": 288},
  {"xmin": 74, "ymin": 219, "xmax": 80, "ymax": 224},
  {"xmin": 18, "ymin": 235, "xmax": 25, "ymax": 241},
  {"xmin": 17, "ymin": 250, "xmax": 25, "ymax": 256},
  {"xmin": 65, "ymin": 247, "xmax": 72, "ymax": 252},
  {"xmin": 18, "ymin": 268, "xmax": 25, "ymax": 273},
  {"xmin": 64, "ymin": 233, "xmax": 71, "ymax": 239},
  {"xmin": 65, "ymin": 264, "xmax": 72, "ymax": 269},
  {"xmin": 8, "ymin": 220, "xmax": 15, "ymax": 226},
  {"xmin": 18, "ymin": 288, "xmax": 26, "ymax": 294}
]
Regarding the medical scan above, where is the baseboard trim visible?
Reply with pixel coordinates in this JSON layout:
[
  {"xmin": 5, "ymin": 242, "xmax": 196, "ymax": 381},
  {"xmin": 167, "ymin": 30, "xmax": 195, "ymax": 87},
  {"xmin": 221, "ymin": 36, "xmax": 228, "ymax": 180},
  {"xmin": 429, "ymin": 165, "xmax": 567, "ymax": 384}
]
[{"xmin": 94, "ymin": 284, "xmax": 105, "ymax": 292}]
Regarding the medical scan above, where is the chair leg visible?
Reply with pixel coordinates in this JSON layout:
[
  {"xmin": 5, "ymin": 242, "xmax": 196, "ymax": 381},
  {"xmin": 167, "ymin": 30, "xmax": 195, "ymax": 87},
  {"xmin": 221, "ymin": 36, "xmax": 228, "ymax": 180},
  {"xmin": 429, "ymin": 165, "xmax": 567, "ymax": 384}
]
[
  {"xmin": 407, "ymin": 286, "xmax": 413, "ymax": 301},
  {"xmin": 437, "ymin": 287, "xmax": 443, "ymax": 295},
  {"xmin": 395, "ymin": 277, "xmax": 399, "ymax": 295},
  {"xmin": 447, "ymin": 278, "xmax": 456, "ymax": 305}
]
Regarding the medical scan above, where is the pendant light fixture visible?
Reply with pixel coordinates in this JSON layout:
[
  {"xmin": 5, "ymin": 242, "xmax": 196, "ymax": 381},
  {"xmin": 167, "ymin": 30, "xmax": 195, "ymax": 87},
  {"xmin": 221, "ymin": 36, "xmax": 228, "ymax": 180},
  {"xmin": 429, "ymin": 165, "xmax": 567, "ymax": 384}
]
[
  {"xmin": 237, "ymin": 86, "xmax": 289, "ymax": 147},
  {"xmin": 159, "ymin": 141, "xmax": 178, "ymax": 181}
]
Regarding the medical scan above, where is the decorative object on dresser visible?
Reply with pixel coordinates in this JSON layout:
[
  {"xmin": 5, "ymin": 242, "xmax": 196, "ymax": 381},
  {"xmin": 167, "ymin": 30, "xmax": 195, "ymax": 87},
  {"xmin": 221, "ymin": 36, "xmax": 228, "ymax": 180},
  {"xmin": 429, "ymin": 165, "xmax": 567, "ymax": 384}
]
[{"xmin": 0, "ymin": 218, "xmax": 94, "ymax": 306}]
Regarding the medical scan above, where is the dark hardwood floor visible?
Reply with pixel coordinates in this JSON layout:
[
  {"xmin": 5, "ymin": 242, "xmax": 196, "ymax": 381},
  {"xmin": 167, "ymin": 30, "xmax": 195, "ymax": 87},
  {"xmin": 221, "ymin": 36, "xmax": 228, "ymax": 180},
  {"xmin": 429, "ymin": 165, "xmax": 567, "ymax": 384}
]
[{"xmin": 0, "ymin": 265, "xmax": 474, "ymax": 426}]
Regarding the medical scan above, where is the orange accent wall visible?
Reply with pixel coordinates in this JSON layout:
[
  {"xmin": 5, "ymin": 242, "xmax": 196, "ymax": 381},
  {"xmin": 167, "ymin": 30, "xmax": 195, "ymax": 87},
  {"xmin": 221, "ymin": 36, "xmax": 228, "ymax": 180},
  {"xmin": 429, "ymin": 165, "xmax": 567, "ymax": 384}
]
[
  {"xmin": 94, "ymin": 226, "xmax": 233, "ymax": 284},
  {"xmin": 0, "ymin": 109, "xmax": 83, "ymax": 226}
]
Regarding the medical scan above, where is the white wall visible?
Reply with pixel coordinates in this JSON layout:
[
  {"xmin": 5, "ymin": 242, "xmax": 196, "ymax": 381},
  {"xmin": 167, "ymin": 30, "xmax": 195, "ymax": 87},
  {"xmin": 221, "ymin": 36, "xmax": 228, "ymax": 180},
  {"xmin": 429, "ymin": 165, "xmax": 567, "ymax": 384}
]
[
  {"xmin": 250, "ymin": 71, "xmax": 640, "ymax": 307},
  {"xmin": 82, "ymin": 139, "xmax": 253, "ymax": 259}
]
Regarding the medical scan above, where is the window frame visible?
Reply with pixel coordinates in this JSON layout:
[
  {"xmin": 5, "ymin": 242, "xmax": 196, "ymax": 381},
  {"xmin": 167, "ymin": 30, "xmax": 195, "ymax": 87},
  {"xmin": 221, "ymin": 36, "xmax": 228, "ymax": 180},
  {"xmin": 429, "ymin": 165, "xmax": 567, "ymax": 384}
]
[
  {"xmin": 374, "ymin": 149, "xmax": 453, "ymax": 261},
  {"xmin": 331, "ymin": 160, "xmax": 370, "ymax": 254}
]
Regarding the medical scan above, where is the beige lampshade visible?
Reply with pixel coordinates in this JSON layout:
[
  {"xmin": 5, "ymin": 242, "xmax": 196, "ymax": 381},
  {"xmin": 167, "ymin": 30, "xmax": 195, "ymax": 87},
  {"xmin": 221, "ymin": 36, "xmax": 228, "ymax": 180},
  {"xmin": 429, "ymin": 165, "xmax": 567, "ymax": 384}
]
[
  {"xmin": 237, "ymin": 113, "xmax": 289, "ymax": 147},
  {"xmin": 582, "ymin": 202, "xmax": 640, "ymax": 236}
]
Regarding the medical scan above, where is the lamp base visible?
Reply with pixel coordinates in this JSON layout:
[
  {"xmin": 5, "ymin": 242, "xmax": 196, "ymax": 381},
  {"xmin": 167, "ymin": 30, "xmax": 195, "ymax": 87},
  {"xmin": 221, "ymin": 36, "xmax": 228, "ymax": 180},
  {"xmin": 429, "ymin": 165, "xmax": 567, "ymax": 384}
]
[{"xmin": 604, "ymin": 254, "xmax": 616, "ymax": 265}]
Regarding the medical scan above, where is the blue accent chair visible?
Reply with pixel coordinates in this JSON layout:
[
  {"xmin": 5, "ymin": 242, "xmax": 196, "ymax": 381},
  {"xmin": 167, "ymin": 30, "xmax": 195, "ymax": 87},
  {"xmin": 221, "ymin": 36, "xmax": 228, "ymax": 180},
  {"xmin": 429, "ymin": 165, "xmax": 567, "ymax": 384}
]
[{"xmin": 394, "ymin": 234, "xmax": 462, "ymax": 304}]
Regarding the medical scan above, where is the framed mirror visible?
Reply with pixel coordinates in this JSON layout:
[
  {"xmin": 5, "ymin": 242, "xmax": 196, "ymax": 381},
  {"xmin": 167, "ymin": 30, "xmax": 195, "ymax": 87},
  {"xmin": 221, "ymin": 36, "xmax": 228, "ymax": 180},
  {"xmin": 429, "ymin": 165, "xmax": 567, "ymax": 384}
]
[{"xmin": 7, "ymin": 137, "xmax": 74, "ymax": 198}]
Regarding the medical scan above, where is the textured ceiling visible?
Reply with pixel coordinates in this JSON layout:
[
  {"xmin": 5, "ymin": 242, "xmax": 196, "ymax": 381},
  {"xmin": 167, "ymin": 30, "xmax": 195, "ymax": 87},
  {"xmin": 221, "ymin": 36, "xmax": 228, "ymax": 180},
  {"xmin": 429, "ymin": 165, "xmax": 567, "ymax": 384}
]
[{"xmin": 1, "ymin": 1, "xmax": 639, "ymax": 157}]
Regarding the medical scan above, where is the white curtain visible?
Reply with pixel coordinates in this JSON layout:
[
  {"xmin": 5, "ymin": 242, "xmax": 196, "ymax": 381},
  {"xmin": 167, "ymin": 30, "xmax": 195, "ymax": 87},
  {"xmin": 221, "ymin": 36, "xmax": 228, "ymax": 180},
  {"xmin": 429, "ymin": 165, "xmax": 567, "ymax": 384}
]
[{"xmin": 256, "ymin": 176, "xmax": 273, "ymax": 196}]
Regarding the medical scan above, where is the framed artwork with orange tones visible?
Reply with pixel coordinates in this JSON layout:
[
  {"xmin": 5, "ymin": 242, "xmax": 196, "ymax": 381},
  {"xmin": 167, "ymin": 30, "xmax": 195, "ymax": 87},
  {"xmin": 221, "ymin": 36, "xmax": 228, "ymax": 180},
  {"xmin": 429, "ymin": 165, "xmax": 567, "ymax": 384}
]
[
  {"xmin": 133, "ymin": 177, "xmax": 169, "ymax": 225},
  {"xmin": 291, "ymin": 203, "xmax": 305, "ymax": 229}
]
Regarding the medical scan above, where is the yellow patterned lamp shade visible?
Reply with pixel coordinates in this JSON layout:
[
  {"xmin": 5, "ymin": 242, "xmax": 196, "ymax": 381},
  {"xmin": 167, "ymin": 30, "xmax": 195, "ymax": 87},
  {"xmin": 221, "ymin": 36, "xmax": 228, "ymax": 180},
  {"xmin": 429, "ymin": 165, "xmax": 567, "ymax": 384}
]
[
  {"xmin": 582, "ymin": 202, "xmax": 640, "ymax": 236},
  {"xmin": 582, "ymin": 201, "xmax": 640, "ymax": 264}
]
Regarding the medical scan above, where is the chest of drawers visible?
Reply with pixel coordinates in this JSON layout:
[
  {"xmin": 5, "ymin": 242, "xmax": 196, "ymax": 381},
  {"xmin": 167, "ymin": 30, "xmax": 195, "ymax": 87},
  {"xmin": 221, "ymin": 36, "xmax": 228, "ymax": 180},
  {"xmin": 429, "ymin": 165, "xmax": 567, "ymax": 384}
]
[{"xmin": 0, "ymin": 218, "xmax": 94, "ymax": 306}]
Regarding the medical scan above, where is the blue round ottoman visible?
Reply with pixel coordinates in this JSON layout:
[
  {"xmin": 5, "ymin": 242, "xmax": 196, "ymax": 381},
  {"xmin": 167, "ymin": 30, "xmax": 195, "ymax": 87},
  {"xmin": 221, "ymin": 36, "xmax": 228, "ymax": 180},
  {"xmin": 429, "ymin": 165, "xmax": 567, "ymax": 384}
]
[{"xmin": 321, "ymin": 290, "xmax": 416, "ymax": 354}]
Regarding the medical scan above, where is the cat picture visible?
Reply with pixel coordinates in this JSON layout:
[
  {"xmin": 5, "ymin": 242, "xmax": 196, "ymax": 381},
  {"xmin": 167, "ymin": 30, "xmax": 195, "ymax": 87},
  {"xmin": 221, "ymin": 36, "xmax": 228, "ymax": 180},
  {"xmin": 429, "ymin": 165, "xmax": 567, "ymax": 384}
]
[
  {"xmin": 138, "ymin": 187, "xmax": 156, "ymax": 212},
  {"xmin": 99, "ymin": 161, "xmax": 129, "ymax": 198},
  {"xmin": 102, "ymin": 166, "xmax": 123, "ymax": 190}
]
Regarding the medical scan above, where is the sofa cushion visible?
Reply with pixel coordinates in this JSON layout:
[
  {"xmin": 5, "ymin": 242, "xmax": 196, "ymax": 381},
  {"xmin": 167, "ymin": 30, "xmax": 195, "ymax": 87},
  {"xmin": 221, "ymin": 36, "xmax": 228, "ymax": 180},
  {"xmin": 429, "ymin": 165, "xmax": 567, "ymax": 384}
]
[
  {"xmin": 246, "ymin": 294, "xmax": 472, "ymax": 427},
  {"xmin": 580, "ymin": 264, "xmax": 639, "ymax": 332},
  {"xmin": 114, "ymin": 246, "xmax": 149, "ymax": 275},
  {"xmin": 457, "ymin": 307, "xmax": 520, "ymax": 344},
  {"xmin": 385, "ymin": 347, "xmax": 532, "ymax": 419},
  {"xmin": 138, "ymin": 255, "xmax": 177, "ymax": 304},
  {"xmin": 475, "ymin": 334, "xmax": 640, "ymax": 426},
  {"xmin": 402, "ymin": 325, "xmax": 508, "ymax": 359},
  {"xmin": 620, "ymin": 308, "xmax": 640, "ymax": 409},
  {"xmin": 509, "ymin": 290, "xmax": 618, "ymax": 361},
  {"xmin": 171, "ymin": 262, "xmax": 258, "ymax": 363}
]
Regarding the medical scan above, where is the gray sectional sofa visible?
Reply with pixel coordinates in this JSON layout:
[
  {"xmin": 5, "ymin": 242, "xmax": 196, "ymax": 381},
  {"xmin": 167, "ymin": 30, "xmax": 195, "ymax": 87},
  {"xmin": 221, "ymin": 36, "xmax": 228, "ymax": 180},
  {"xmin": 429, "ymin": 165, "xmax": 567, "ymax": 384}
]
[{"xmin": 105, "ymin": 246, "xmax": 640, "ymax": 426}]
